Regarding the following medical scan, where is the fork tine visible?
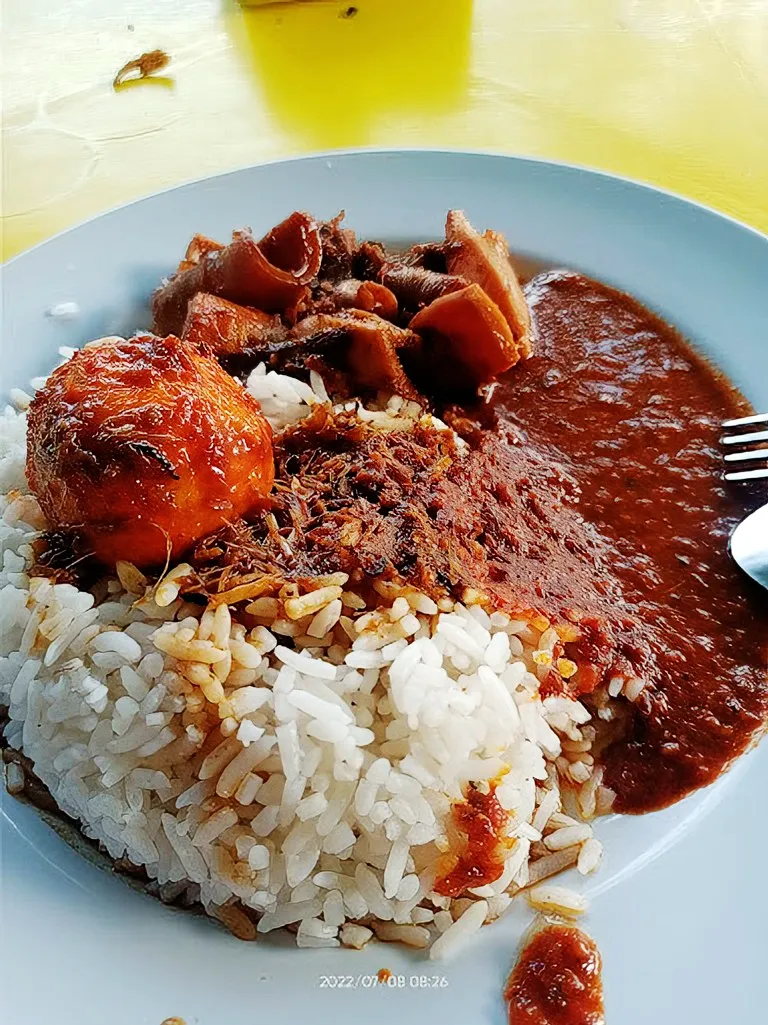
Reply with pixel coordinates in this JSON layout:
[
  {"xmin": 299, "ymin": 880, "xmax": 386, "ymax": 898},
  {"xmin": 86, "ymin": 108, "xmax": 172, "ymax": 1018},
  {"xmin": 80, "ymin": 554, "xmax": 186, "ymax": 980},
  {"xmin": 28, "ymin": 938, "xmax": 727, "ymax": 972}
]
[
  {"xmin": 724, "ymin": 467, "xmax": 768, "ymax": 482},
  {"xmin": 721, "ymin": 429, "xmax": 768, "ymax": 446},
  {"xmin": 724, "ymin": 448, "xmax": 768, "ymax": 464},
  {"xmin": 721, "ymin": 412, "xmax": 768, "ymax": 429}
]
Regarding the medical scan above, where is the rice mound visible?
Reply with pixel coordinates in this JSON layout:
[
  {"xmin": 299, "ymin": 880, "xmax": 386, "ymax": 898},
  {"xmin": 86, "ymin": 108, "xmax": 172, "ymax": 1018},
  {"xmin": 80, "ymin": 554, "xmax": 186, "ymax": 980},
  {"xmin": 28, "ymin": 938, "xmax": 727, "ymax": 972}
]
[{"xmin": 0, "ymin": 368, "xmax": 612, "ymax": 957}]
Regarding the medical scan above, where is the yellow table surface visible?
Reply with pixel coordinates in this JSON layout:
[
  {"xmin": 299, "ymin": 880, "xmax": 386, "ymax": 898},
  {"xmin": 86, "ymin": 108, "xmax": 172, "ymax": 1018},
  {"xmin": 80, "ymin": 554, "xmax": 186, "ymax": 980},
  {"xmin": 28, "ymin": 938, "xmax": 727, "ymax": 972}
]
[{"xmin": 3, "ymin": 0, "xmax": 767, "ymax": 260}]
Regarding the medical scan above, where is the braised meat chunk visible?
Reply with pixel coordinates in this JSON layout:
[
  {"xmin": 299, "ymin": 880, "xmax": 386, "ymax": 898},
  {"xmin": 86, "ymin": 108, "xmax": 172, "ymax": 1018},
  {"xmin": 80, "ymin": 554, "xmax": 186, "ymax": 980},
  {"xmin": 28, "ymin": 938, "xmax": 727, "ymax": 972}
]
[
  {"xmin": 409, "ymin": 283, "xmax": 520, "ymax": 393},
  {"xmin": 26, "ymin": 335, "xmax": 274, "ymax": 569},
  {"xmin": 315, "ymin": 212, "xmax": 357, "ymax": 284},
  {"xmin": 181, "ymin": 293, "xmax": 287, "ymax": 356},
  {"xmin": 444, "ymin": 210, "xmax": 532, "ymax": 358},
  {"xmin": 177, "ymin": 233, "xmax": 224, "ymax": 272},
  {"xmin": 153, "ymin": 208, "xmax": 534, "ymax": 404},
  {"xmin": 308, "ymin": 279, "xmax": 399, "ymax": 321},
  {"xmin": 289, "ymin": 310, "xmax": 422, "ymax": 400},
  {"xmin": 152, "ymin": 212, "xmax": 322, "ymax": 335},
  {"xmin": 380, "ymin": 262, "xmax": 466, "ymax": 316}
]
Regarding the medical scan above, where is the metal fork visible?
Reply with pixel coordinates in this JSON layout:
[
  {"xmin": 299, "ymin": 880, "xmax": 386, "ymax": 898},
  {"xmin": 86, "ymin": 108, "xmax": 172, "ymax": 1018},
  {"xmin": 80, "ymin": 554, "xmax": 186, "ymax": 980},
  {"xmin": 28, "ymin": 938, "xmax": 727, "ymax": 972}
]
[
  {"xmin": 721, "ymin": 412, "xmax": 768, "ymax": 481},
  {"xmin": 722, "ymin": 412, "xmax": 768, "ymax": 590}
]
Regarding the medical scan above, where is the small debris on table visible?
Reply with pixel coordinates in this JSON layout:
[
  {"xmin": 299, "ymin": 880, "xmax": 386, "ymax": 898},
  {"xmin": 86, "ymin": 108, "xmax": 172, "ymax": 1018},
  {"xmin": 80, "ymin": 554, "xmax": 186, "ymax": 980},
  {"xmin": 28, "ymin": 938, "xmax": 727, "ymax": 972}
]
[{"xmin": 113, "ymin": 49, "xmax": 171, "ymax": 90}]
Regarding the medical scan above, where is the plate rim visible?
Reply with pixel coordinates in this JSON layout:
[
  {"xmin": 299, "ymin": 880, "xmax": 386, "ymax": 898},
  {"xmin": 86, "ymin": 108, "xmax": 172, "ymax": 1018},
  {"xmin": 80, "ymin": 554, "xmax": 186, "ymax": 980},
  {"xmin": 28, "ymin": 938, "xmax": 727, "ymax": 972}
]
[{"xmin": 5, "ymin": 146, "xmax": 767, "ymax": 270}]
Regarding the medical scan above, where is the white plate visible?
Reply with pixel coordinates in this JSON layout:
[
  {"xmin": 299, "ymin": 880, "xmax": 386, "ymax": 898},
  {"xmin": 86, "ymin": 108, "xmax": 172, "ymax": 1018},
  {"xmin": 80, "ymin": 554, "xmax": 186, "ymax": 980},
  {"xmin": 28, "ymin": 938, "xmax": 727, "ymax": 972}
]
[{"xmin": 2, "ymin": 151, "xmax": 767, "ymax": 1025}]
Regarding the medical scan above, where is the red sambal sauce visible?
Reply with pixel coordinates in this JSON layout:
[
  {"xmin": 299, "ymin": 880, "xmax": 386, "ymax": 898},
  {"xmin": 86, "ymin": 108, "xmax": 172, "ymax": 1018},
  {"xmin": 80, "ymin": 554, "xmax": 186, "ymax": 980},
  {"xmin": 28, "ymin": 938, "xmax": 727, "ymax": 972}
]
[
  {"xmin": 488, "ymin": 270, "xmax": 768, "ymax": 813},
  {"xmin": 434, "ymin": 784, "xmax": 509, "ymax": 898},
  {"xmin": 505, "ymin": 924, "xmax": 605, "ymax": 1025}
]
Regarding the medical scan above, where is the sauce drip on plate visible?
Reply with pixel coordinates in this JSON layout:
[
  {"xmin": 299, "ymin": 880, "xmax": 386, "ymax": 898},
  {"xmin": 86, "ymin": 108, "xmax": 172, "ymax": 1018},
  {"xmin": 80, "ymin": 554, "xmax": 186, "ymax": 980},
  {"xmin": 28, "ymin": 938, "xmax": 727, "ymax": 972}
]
[{"xmin": 505, "ymin": 924, "xmax": 604, "ymax": 1025}]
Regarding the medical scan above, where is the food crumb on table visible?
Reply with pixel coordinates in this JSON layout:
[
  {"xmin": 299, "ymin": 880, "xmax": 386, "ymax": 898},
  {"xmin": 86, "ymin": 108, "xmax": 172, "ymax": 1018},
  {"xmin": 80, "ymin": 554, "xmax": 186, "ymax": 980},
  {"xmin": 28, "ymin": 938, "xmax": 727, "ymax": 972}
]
[{"xmin": 113, "ymin": 49, "xmax": 171, "ymax": 89}]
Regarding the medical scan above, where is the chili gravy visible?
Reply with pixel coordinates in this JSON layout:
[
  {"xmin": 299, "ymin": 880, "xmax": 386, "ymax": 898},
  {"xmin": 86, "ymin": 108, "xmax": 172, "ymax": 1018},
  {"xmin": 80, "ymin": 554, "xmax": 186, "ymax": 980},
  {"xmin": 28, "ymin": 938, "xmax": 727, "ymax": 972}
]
[{"xmin": 491, "ymin": 270, "xmax": 768, "ymax": 813}]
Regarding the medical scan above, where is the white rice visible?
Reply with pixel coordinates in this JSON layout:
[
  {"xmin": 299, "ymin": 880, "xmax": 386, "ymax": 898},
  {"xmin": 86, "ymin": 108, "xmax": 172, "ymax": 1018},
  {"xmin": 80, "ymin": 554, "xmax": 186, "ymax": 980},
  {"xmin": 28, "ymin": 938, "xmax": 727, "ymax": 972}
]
[
  {"xmin": 46, "ymin": 301, "xmax": 80, "ymax": 321},
  {"xmin": 244, "ymin": 360, "xmax": 469, "ymax": 442},
  {"xmin": 429, "ymin": 899, "xmax": 489, "ymax": 960},
  {"xmin": 526, "ymin": 883, "xmax": 588, "ymax": 918},
  {"xmin": 0, "ymin": 368, "xmax": 612, "ymax": 956}
]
